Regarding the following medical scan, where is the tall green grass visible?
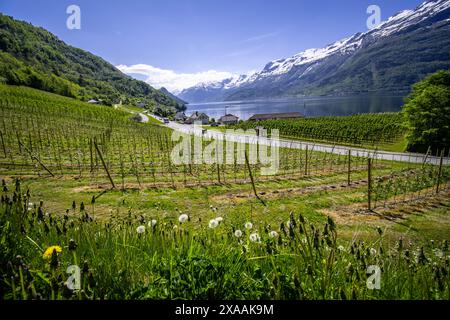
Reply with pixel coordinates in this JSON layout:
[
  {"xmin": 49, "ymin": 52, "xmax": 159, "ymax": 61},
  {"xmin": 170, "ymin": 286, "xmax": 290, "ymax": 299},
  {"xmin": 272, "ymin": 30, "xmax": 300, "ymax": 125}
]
[{"xmin": 1, "ymin": 179, "xmax": 448, "ymax": 300}]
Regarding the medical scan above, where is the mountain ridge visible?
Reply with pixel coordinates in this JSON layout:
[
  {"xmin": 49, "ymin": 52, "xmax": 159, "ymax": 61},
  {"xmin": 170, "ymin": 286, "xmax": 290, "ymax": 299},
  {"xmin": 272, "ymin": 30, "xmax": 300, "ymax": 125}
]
[{"xmin": 179, "ymin": 0, "xmax": 450, "ymax": 103}]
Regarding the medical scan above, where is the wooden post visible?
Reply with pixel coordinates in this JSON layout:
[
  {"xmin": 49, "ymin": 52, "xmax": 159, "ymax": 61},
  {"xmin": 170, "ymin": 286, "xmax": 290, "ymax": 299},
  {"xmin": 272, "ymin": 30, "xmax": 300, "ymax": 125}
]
[
  {"xmin": 94, "ymin": 139, "xmax": 116, "ymax": 189},
  {"xmin": 89, "ymin": 138, "xmax": 94, "ymax": 173},
  {"xmin": 436, "ymin": 151, "xmax": 444, "ymax": 194},
  {"xmin": 305, "ymin": 145, "xmax": 308, "ymax": 175},
  {"xmin": 368, "ymin": 158, "xmax": 372, "ymax": 211},
  {"xmin": 422, "ymin": 146, "xmax": 431, "ymax": 166},
  {"xmin": 245, "ymin": 150, "xmax": 266, "ymax": 206},
  {"xmin": 347, "ymin": 149, "xmax": 351, "ymax": 185},
  {"xmin": 216, "ymin": 163, "xmax": 221, "ymax": 184},
  {"xmin": 0, "ymin": 130, "xmax": 6, "ymax": 158},
  {"xmin": 17, "ymin": 138, "xmax": 54, "ymax": 177}
]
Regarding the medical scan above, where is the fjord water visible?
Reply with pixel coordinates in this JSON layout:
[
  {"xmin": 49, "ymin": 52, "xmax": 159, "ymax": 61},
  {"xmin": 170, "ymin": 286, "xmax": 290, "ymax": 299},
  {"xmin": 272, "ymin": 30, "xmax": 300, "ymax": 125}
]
[{"xmin": 186, "ymin": 95, "xmax": 405, "ymax": 120}]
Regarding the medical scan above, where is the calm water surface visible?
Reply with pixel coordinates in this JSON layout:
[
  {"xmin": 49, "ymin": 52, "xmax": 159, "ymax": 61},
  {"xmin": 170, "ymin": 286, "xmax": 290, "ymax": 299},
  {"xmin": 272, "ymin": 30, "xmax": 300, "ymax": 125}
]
[{"xmin": 186, "ymin": 95, "xmax": 405, "ymax": 120}]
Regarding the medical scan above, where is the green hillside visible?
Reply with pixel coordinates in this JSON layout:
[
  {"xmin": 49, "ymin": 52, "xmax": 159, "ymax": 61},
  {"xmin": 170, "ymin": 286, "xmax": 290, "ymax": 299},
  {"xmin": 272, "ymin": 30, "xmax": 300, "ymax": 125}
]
[{"xmin": 0, "ymin": 14, "xmax": 185, "ymax": 114}]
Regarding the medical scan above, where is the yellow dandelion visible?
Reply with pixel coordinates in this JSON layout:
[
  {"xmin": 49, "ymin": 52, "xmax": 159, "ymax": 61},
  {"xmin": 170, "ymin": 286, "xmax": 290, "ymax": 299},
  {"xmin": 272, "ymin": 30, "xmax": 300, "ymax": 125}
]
[{"xmin": 43, "ymin": 245, "xmax": 62, "ymax": 260}]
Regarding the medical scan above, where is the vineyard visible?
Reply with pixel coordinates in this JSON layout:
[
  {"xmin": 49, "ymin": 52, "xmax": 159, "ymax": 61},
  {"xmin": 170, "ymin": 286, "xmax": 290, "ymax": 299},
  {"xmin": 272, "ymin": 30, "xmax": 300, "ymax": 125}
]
[
  {"xmin": 371, "ymin": 161, "xmax": 450, "ymax": 210},
  {"xmin": 0, "ymin": 85, "xmax": 398, "ymax": 190},
  {"xmin": 0, "ymin": 85, "xmax": 448, "ymax": 208},
  {"xmin": 231, "ymin": 113, "xmax": 406, "ymax": 147}
]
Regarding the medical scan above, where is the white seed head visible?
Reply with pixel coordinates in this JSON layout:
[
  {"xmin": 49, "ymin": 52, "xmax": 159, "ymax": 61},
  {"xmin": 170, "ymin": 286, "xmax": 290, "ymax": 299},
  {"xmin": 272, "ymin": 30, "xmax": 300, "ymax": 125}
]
[
  {"xmin": 249, "ymin": 233, "xmax": 260, "ymax": 242},
  {"xmin": 245, "ymin": 222, "xmax": 253, "ymax": 230},
  {"xmin": 234, "ymin": 230, "xmax": 243, "ymax": 238},
  {"xmin": 178, "ymin": 214, "xmax": 189, "ymax": 223},
  {"xmin": 136, "ymin": 225, "xmax": 145, "ymax": 234},
  {"xmin": 269, "ymin": 231, "xmax": 279, "ymax": 238},
  {"xmin": 209, "ymin": 219, "xmax": 219, "ymax": 229}
]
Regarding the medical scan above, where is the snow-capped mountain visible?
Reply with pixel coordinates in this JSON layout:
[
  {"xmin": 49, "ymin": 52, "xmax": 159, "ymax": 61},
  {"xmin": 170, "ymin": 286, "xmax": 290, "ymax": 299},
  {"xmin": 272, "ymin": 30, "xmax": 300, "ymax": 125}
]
[{"xmin": 179, "ymin": 0, "xmax": 450, "ymax": 103}]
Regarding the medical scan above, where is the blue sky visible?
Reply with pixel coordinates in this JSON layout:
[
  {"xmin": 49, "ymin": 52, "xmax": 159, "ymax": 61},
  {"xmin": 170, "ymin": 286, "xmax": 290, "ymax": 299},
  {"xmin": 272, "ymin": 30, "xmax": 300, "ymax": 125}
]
[{"xmin": 1, "ymin": 0, "xmax": 425, "ymax": 91}]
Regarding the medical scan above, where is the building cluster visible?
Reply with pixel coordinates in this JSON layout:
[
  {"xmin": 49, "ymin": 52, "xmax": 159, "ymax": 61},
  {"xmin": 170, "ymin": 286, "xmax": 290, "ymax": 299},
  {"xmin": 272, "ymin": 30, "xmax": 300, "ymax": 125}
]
[{"xmin": 173, "ymin": 110, "xmax": 303, "ymax": 126}]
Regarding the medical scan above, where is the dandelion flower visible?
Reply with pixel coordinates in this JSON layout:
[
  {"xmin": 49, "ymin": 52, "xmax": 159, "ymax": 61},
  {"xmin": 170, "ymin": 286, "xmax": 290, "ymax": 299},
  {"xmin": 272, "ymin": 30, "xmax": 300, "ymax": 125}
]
[
  {"xmin": 249, "ymin": 233, "xmax": 260, "ymax": 242},
  {"xmin": 178, "ymin": 214, "xmax": 189, "ymax": 223},
  {"xmin": 43, "ymin": 246, "xmax": 62, "ymax": 260},
  {"xmin": 209, "ymin": 219, "xmax": 219, "ymax": 229},
  {"xmin": 269, "ymin": 231, "xmax": 279, "ymax": 238},
  {"xmin": 136, "ymin": 225, "xmax": 145, "ymax": 234},
  {"xmin": 245, "ymin": 222, "xmax": 253, "ymax": 230},
  {"xmin": 234, "ymin": 230, "xmax": 243, "ymax": 238}
]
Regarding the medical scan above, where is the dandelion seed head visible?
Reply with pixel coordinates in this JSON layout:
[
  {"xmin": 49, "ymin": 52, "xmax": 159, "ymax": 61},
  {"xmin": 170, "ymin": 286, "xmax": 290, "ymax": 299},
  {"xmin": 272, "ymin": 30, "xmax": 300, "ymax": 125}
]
[
  {"xmin": 209, "ymin": 219, "xmax": 219, "ymax": 229},
  {"xmin": 245, "ymin": 222, "xmax": 253, "ymax": 230},
  {"xmin": 136, "ymin": 225, "xmax": 145, "ymax": 234},
  {"xmin": 249, "ymin": 233, "xmax": 260, "ymax": 242},
  {"xmin": 178, "ymin": 214, "xmax": 189, "ymax": 223},
  {"xmin": 234, "ymin": 230, "xmax": 243, "ymax": 238},
  {"xmin": 215, "ymin": 217, "xmax": 223, "ymax": 223},
  {"xmin": 269, "ymin": 231, "xmax": 279, "ymax": 238},
  {"xmin": 148, "ymin": 219, "xmax": 157, "ymax": 227},
  {"xmin": 370, "ymin": 248, "xmax": 377, "ymax": 256},
  {"xmin": 433, "ymin": 249, "xmax": 443, "ymax": 258}
]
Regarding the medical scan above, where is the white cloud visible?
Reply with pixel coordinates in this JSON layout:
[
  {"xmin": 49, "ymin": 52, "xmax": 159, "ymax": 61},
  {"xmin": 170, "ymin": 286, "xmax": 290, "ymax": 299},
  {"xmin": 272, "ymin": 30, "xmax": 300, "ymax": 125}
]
[{"xmin": 116, "ymin": 64, "xmax": 235, "ymax": 94}]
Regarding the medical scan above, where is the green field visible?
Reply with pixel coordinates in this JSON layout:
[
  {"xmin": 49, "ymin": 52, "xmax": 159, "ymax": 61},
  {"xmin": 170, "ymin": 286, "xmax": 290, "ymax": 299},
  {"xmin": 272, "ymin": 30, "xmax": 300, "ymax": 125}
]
[{"xmin": 1, "ymin": 85, "xmax": 449, "ymax": 300}]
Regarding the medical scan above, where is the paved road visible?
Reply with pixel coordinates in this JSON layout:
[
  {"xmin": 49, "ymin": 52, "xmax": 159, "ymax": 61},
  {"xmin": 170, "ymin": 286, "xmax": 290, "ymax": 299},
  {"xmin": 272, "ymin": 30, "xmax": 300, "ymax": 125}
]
[
  {"xmin": 138, "ymin": 113, "xmax": 149, "ymax": 123},
  {"xmin": 148, "ymin": 115, "xmax": 449, "ymax": 166}
]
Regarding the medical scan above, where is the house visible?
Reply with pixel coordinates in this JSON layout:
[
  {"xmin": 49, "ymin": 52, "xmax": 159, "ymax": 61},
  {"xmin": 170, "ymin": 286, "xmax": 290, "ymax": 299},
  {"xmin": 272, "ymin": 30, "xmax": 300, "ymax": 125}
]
[
  {"xmin": 218, "ymin": 114, "xmax": 239, "ymax": 125},
  {"xmin": 137, "ymin": 102, "xmax": 147, "ymax": 109},
  {"xmin": 174, "ymin": 112, "xmax": 187, "ymax": 122},
  {"xmin": 248, "ymin": 112, "xmax": 303, "ymax": 121},
  {"xmin": 185, "ymin": 111, "xmax": 209, "ymax": 125}
]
